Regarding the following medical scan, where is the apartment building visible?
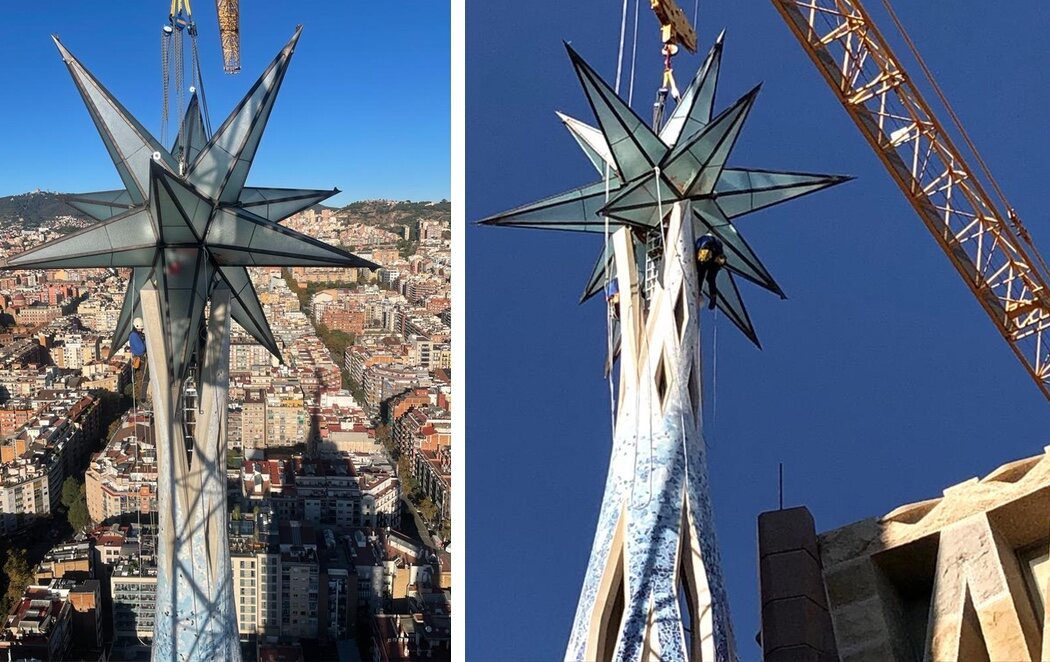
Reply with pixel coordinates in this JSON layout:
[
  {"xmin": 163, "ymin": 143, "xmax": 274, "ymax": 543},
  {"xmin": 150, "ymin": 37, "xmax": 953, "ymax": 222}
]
[
  {"xmin": 84, "ymin": 413, "xmax": 157, "ymax": 523},
  {"xmin": 240, "ymin": 454, "xmax": 400, "ymax": 529}
]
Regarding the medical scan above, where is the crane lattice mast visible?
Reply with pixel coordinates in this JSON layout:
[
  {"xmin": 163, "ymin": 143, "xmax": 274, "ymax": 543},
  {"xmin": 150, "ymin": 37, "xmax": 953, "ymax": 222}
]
[
  {"xmin": 771, "ymin": 0, "xmax": 1050, "ymax": 401},
  {"xmin": 216, "ymin": 0, "xmax": 240, "ymax": 73}
]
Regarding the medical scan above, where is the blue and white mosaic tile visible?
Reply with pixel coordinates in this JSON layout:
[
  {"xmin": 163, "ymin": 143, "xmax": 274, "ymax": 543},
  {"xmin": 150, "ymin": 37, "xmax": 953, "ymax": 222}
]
[{"xmin": 566, "ymin": 208, "xmax": 736, "ymax": 662}]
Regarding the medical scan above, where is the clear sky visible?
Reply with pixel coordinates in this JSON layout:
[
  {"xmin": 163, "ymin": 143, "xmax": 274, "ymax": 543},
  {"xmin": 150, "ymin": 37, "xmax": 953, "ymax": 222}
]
[
  {"xmin": 468, "ymin": 0, "xmax": 1050, "ymax": 659},
  {"xmin": 1, "ymin": 1, "xmax": 449, "ymax": 204}
]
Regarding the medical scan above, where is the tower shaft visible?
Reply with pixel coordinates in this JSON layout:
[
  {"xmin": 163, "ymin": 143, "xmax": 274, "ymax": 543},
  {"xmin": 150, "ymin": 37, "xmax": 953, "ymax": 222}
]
[
  {"xmin": 143, "ymin": 284, "xmax": 240, "ymax": 662},
  {"xmin": 566, "ymin": 202, "xmax": 736, "ymax": 661}
]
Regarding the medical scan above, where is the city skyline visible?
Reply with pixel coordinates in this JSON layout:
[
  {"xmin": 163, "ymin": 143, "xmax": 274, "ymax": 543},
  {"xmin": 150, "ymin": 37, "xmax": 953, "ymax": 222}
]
[{"xmin": 0, "ymin": 199, "xmax": 453, "ymax": 660}]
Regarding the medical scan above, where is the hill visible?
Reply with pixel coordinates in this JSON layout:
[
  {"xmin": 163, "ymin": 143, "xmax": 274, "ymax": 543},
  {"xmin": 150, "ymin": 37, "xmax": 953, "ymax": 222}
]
[
  {"xmin": 0, "ymin": 191, "xmax": 450, "ymax": 232},
  {"xmin": 335, "ymin": 199, "xmax": 451, "ymax": 231},
  {"xmin": 0, "ymin": 191, "xmax": 84, "ymax": 228}
]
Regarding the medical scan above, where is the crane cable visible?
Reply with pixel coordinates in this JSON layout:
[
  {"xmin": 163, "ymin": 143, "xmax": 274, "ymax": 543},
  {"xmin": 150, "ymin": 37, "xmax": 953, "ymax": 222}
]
[
  {"xmin": 627, "ymin": 0, "xmax": 641, "ymax": 106},
  {"xmin": 175, "ymin": 28, "xmax": 186, "ymax": 133},
  {"xmin": 878, "ymin": 0, "xmax": 1050, "ymax": 276},
  {"xmin": 190, "ymin": 31, "xmax": 213, "ymax": 138},
  {"xmin": 604, "ymin": 0, "xmax": 636, "ymax": 438},
  {"xmin": 161, "ymin": 28, "xmax": 172, "ymax": 146},
  {"xmin": 162, "ymin": 2, "xmax": 213, "ymax": 165},
  {"xmin": 604, "ymin": 0, "xmax": 657, "ymax": 509},
  {"xmin": 614, "ymin": 0, "xmax": 630, "ymax": 93}
]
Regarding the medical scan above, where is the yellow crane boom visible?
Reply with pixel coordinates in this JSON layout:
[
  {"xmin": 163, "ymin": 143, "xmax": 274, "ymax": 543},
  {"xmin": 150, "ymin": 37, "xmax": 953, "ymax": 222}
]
[
  {"xmin": 651, "ymin": 0, "xmax": 698, "ymax": 53},
  {"xmin": 771, "ymin": 0, "xmax": 1050, "ymax": 401},
  {"xmin": 216, "ymin": 0, "xmax": 240, "ymax": 73}
]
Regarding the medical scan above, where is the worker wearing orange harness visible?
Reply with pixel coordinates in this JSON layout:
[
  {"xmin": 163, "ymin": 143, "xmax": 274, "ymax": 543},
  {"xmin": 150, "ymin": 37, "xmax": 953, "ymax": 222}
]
[
  {"xmin": 130, "ymin": 318, "xmax": 148, "ymax": 400},
  {"xmin": 695, "ymin": 233, "xmax": 726, "ymax": 310}
]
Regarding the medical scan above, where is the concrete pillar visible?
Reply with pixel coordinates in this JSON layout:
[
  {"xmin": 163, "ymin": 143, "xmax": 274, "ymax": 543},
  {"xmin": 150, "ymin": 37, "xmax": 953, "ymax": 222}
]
[
  {"xmin": 566, "ymin": 205, "xmax": 734, "ymax": 661},
  {"xmin": 141, "ymin": 284, "xmax": 240, "ymax": 662},
  {"xmin": 758, "ymin": 507, "xmax": 837, "ymax": 662},
  {"xmin": 924, "ymin": 513, "xmax": 1039, "ymax": 662}
]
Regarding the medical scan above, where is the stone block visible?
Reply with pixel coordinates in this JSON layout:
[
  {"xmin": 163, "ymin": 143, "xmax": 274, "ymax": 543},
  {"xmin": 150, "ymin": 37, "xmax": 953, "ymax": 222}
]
[
  {"xmin": 762, "ymin": 595, "xmax": 834, "ymax": 658},
  {"xmin": 830, "ymin": 597, "xmax": 890, "ymax": 652},
  {"xmin": 765, "ymin": 643, "xmax": 831, "ymax": 662},
  {"xmin": 759, "ymin": 507, "xmax": 820, "ymax": 560},
  {"xmin": 839, "ymin": 638, "xmax": 898, "ymax": 662},
  {"xmin": 824, "ymin": 559, "xmax": 878, "ymax": 608},
  {"xmin": 761, "ymin": 550, "xmax": 827, "ymax": 609}
]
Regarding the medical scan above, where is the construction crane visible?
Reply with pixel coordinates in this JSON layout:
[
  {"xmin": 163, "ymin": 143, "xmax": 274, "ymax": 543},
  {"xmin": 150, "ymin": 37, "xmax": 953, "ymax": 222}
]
[
  {"xmin": 651, "ymin": 0, "xmax": 698, "ymax": 53},
  {"xmin": 215, "ymin": 0, "xmax": 240, "ymax": 74},
  {"xmin": 649, "ymin": 0, "xmax": 698, "ymax": 127},
  {"xmin": 770, "ymin": 0, "xmax": 1050, "ymax": 402}
]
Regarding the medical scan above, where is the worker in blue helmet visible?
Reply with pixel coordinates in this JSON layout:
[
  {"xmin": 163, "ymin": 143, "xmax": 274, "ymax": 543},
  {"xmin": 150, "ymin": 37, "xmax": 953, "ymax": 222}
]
[
  {"xmin": 695, "ymin": 233, "xmax": 726, "ymax": 310},
  {"xmin": 129, "ymin": 318, "xmax": 147, "ymax": 399},
  {"xmin": 606, "ymin": 279, "xmax": 621, "ymax": 320}
]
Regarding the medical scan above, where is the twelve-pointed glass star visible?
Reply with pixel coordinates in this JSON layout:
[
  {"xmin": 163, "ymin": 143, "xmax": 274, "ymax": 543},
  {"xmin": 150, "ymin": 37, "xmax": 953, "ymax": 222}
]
[
  {"xmin": 3, "ymin": 28, "xmax": 378, "ymax": 382},
  {"xmin": 480, "ymin": 35, "xmax": 851, "ymax": 347}
]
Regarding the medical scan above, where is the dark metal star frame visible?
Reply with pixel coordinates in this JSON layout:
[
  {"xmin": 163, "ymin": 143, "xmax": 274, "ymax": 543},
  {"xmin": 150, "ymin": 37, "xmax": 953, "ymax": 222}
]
[
  {"xmin": 4, "ymin": 28, "xmax": 377, "ymax": 381},
  {"xmin": 480, "ymin": 34, "xmax": 851, "ymax": 346}
]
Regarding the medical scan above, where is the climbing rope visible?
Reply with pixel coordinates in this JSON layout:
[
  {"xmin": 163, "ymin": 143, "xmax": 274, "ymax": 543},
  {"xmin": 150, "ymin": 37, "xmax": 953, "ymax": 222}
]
[
  {"xmin": 711, "ymin": 307, "xmax": 717, "ymax": 433},
  {"xmin": 603, "ymin": 172, "xmax": 616, "ymax": 438}
]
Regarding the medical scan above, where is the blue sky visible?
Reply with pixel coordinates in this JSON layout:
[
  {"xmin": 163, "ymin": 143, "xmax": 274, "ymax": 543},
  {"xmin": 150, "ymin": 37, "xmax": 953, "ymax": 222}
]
[
  {"xmin": 1, "ymin": 1, "xmax": 449, "ymax": 203},
  {"xmin": 467, "ymin": 1, "xmax": 1050, "ymax": 659}
]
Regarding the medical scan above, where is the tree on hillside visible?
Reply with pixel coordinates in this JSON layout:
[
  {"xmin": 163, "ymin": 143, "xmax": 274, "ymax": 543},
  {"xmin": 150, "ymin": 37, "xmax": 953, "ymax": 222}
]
[
  {"xmin": 396, "ymin": 238, "xmax": 418, "ymax": 259},
  {"xmin": 2, "ymin": 548, "xmax": 32, "ymax": 614}
]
